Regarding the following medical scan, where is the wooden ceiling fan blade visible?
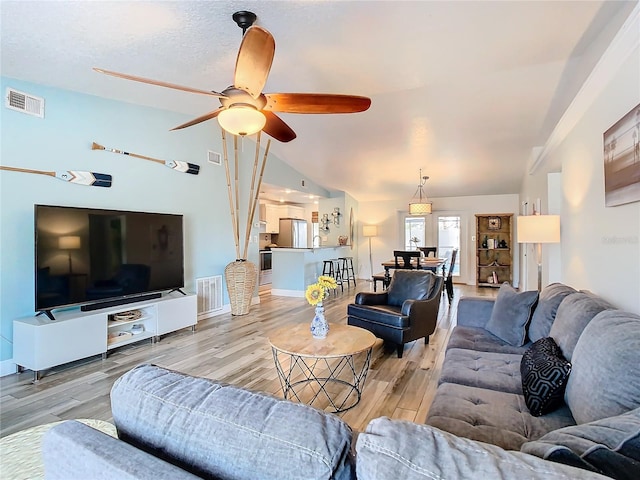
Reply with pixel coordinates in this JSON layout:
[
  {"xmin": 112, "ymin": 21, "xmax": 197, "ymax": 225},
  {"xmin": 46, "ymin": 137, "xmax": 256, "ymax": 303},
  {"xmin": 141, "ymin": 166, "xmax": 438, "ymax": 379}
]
[
  {"xmin": 233, "ymin": 26, "xmax": 275, "ymax": 99},
  {"xmin": 170, "ymin": 108, "xmax": 223, "ymax": 131},
  {"xmin": 265, "ymin": 93, "xmax": 371, "ymax": 114},
  {"xmin": 262, "ymin": 111, "xmax": 296, "ymax": 143},
  {"xmin": 93, "ymin": 68, "xmax": 226, "ymax": 97}
]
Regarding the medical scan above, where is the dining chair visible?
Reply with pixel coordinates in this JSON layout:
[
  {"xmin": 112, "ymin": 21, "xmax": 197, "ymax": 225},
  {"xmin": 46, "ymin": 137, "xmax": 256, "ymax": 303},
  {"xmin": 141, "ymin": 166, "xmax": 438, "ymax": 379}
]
[
  {"xmin": 393, "ymin": 250, "xmax": 421, "ymax": 269},
  {"xmin": 443, "ymin": 248, "xmax": 458, "ymax": 304},
  {"xmin": 419, "ymin": 247, "xmax": 437, "ymax": 257}
]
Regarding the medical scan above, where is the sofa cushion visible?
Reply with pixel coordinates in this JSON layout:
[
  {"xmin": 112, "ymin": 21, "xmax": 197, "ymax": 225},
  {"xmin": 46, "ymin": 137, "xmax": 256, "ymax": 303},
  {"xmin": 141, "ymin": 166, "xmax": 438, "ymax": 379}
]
[
  {"xmin": 521, "ymin": 408, "xmax": 640, "ymax": 480},
  {"xmin": 447, "ymin": 326, "xmax": 531, "ymax": 354},
  {"xmin": 356, "ymin": 417, "xmax": 608, "ymax": 480},
  {"xmin": 439, "ymin": 348, "xmax": 523, "ymax": 394},
  {"xmin": 520, "ymin": 337, "xmax": 572, "ymax": 417},
  {"xmin": 549, "ymin": 291, "xmax": 613, "ymax": 361},
  {"xmin": 387, "ymin": 270, "xmax": 433, "ymax": 307},
  {"xmin": 528, "ymin": 284, "xmax": 577, "ymax": 342},
  {"xmin": 485, "ymin": 284, "xmax": 539, "ymax": 346},
  {"xmin": 425, "ymin": 383, "xmax": 576, "ymax": 451},
  {"xmin": 110, "ymin": 364, "xmax": 355, "ymax": 480},
  {"xmin": 565, "ymin": 310, "xmax": 640, "ymax": 425},
  {"xmin": 43, "ymin": 420, "xmax": 202, "ymax": 480}
]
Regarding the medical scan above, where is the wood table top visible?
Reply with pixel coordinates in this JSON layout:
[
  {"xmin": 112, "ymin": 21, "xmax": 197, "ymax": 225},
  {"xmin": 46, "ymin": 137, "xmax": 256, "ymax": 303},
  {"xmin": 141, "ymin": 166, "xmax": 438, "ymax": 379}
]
[
  {"xmin": 381, "ymin": 257, "xmax": 447, "ymax": 267},
  {"xmin": 269, "ymin": 323, "xmax": 376, "ymax": 358}
]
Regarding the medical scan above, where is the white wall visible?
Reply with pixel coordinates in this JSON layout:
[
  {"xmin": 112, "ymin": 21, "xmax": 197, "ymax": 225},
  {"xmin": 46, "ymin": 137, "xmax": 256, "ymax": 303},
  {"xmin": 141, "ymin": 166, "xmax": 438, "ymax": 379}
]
[
  {"xmin": 358, "ymin": 194, "xmax": 520, "ymax": 285},
  {"xmin": 521, "ymin": 10, "xmax": 640, "ymax": 312}
]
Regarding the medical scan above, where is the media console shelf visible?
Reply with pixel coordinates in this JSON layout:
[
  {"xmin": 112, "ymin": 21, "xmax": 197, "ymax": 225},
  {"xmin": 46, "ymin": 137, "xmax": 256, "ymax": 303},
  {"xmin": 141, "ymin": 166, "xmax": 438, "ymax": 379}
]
[{"xmin": 13, "ymin": 292, "xmax": 197, "ymax": 381}]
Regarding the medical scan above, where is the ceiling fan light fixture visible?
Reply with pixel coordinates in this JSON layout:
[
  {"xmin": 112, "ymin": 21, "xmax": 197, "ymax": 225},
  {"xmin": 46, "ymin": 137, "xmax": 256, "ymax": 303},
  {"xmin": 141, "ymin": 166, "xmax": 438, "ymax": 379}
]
[
  {"xmin": 218, "ymin": 104, "xmax": 266, "ymax": 136},
  {"xmin": 409, "ymin": 169, "xmax": 432, "ymax": 215}
]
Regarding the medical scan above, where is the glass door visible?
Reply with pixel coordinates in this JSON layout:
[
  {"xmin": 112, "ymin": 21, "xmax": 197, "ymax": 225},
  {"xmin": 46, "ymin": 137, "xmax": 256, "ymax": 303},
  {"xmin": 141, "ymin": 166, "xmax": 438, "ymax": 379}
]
[{"xmin": 437, "ymin": 216, "xmax": 461, "ymax": 278}]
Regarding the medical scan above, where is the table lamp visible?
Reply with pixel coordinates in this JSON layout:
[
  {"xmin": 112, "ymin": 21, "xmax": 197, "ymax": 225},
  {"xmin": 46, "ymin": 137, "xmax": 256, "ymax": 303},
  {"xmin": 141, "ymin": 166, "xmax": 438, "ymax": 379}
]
[
  {"xmin": 363, "ymin": 225, "xmax": 378, "ymax": 281},
  {"xmin": 516, "ymin": 215, "xmax": 560, "ymax": 291}
]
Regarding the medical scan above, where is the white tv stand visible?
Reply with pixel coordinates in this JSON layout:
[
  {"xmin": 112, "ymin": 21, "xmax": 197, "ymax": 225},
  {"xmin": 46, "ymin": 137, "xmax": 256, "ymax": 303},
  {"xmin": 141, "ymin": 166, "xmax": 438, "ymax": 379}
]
[{"xmin": 13, "ymin": 291, "xmax": 197, "ymax": 381}]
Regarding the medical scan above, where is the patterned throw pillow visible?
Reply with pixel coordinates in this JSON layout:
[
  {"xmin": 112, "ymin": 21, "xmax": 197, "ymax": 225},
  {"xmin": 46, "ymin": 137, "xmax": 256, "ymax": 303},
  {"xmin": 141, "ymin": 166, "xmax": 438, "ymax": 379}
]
[{"xmin": 520, "ymin": 337, "xmax": 571, "ymax": 416}]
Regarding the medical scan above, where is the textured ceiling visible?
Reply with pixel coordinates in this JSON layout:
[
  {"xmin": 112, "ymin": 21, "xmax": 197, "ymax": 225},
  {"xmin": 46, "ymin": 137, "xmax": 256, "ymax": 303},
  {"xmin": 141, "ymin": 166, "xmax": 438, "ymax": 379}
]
[{"xmin": 1, "ymin": 1, "xmax": 635, "ymax": 203}]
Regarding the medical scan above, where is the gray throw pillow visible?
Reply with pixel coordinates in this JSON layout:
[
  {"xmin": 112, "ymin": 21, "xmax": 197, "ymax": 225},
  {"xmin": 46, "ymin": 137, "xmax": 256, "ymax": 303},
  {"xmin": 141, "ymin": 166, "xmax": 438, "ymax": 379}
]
[
  {"xmin": 528, "ymin": 283, "xmax": 577, "ymax": 342},
  {"xmin": 521, "ymin": 407, "xmax": 640, "ymax": 480},
  {"xmin": 111, "ymin": 364, "xmax": 355, "ymax": 480},
  {"xmin": 549, "ymin": 291, "xmax": 613, "ymax": 361},
  {"xmin": 485, "ymin": 284, "xmax": 539, "ymax": 346}
]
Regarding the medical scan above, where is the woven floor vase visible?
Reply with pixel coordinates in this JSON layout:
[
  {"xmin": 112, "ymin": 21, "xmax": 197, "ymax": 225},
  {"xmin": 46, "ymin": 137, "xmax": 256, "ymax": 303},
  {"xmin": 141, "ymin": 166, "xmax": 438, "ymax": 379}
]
[{"xmin": 225, "ymin": 260, "xmax": 258, "ymax": 316}]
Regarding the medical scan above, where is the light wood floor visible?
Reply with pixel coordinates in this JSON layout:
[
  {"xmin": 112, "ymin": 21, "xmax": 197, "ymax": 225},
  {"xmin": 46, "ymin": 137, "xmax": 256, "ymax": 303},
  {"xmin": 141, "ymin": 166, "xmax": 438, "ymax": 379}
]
[{"xmin": 0, "ymin": 282, "xmax": 497, "ymax": 438}]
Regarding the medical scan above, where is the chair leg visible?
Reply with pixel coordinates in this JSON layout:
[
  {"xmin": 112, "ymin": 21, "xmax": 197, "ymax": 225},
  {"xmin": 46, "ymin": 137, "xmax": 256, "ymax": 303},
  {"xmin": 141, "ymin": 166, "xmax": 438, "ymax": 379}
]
[
  {"xmin": 396, "ymin": 344, "xmax": 404, "ymax": 358},
  {"xmin": 424, "ymin": 336, "xmax": 430, "ymax": 345}
]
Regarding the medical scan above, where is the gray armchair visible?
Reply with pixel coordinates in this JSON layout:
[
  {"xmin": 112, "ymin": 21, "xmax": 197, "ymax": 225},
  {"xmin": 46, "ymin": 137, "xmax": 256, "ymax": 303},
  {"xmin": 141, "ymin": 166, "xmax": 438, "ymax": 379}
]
[{"xmin": 347, "ymin": 270, "xmax": 443, "ymax": 358}]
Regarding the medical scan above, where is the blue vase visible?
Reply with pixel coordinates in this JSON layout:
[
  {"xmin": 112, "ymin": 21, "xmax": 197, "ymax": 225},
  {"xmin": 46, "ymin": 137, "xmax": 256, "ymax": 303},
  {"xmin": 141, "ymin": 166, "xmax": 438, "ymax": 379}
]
[{"xmin": 310, "ymin": 303, "xmax": 329, "ymax": 339}]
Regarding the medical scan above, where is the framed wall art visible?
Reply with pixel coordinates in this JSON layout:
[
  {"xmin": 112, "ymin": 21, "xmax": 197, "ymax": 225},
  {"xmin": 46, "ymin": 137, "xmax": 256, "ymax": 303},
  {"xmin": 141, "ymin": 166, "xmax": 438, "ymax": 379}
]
[{"xmin": 603, "ymin": 103, "xmax": 640, "ymax": 207}]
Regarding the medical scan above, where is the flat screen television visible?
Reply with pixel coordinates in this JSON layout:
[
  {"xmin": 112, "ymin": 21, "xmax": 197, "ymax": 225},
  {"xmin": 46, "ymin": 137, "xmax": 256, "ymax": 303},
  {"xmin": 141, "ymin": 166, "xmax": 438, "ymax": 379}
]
[{"xmin": 35, "ymin": 204, "xmax": 184, "ymax": 319}]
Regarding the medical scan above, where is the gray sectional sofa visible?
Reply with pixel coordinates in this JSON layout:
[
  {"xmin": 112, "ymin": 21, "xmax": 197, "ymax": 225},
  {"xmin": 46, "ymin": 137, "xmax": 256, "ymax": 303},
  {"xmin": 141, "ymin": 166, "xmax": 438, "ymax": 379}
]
[{"xmin": 42, "ymin": 283, "xmax": 640, "ymax": 479}]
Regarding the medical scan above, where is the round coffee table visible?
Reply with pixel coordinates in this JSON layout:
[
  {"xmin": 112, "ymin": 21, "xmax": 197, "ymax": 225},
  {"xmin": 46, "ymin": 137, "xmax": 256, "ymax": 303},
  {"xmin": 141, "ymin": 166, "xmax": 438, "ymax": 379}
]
[{"xmin": 269, "ymin": 323, "xmax": 376, "ymax": 413}]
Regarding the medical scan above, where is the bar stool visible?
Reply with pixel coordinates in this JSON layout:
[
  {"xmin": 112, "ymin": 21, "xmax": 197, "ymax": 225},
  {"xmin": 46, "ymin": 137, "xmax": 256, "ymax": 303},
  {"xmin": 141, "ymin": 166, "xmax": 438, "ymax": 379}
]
[
  {"xmin": 339, "ymin": 256, "xmax": 356, "ymax": 287},
  {"xmin": 322, "ymin": 259, "xmax": 344, "ymax": 293}
]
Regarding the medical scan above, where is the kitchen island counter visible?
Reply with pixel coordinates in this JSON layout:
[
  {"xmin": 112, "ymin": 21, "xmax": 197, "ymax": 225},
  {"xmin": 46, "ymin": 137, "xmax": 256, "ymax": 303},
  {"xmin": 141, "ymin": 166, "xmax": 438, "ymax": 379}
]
[{"xmin": 271, "ymin": 246, "xmax": 352, "ymax": 297}]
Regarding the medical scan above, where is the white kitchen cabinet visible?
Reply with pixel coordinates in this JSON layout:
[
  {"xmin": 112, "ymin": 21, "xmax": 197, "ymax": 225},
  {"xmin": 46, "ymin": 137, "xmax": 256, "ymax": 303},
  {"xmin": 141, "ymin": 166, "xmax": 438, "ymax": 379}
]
[
  {"xmin": 265, "ymin": 204, "xmax": 280, "ymax": 233},
  {"xmin": 283, "ymin": 205, "xmax": 305, "ymax": 219}
]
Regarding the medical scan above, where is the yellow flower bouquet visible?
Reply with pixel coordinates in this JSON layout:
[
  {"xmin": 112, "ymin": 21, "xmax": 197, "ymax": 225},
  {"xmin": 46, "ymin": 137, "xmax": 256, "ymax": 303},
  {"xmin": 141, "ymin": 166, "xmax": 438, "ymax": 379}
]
[{"xmin": 305, "ymin": 275, "xmax": 338, "ymax": 306}]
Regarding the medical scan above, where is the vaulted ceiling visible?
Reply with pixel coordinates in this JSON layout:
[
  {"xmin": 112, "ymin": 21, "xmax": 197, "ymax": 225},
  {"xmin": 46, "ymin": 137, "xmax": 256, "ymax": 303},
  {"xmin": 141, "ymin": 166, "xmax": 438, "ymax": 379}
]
[{"xmin": 1, "ymin": 1, "xmax": 635, "ymax": 203}]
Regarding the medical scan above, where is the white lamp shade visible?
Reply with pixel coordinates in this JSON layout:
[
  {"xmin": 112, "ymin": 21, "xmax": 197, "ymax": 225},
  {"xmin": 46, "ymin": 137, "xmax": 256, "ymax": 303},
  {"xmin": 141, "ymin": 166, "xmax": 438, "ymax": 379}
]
[
  {"xmin": 218, "ymin": 105, "xmax": 266, "ymax": 136},
  {"xmin": 409, "ymin": 202, "xmax": 432, "ymax": 215},
  {"xmin": 517, "ymin": 215, "xmax": 560, "ymax": 243},
  {"xmin": 58, "ymin": 235, "xmax": 81, "ymax": 249},
  {"xmin": 362, "ymin": 225, "xmax": 378, "ymax": 237}
]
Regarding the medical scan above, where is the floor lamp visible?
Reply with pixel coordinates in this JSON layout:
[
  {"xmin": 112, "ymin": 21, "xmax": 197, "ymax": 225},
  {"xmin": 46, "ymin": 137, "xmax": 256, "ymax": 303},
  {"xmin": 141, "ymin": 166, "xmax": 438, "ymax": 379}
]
[
  {"xmin": 516, "ymin": 215, "xmax": 560, "ymax": 291},
  {"xmin": 362, "ymin": 225, "xmax": 378, "ymax": 281},
  {"xmin": 58, "ymin": 235, "xmax": 81, "ymax": 274}
]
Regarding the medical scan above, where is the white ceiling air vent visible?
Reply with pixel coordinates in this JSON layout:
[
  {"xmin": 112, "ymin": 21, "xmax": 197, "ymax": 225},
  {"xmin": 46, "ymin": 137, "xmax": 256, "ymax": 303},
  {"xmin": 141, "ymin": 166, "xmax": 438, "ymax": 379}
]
[
  {"xmin": 208, "ymin": 150, "xmax": 221, "ymax": 166},
  {"xmin": 5, "ymin": 88, "xmax": 45, "ymax": 118}
]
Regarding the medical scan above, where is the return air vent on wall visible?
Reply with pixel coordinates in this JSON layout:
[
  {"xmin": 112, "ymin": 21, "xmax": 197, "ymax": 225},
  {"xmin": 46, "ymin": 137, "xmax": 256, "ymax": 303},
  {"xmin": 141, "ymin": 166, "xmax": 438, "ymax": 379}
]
[
  {"xmin": 5, "ymin": 88, "xmax": 44, "ymax": 118},
  {"xmin": 208, "ymin": 150, "xmax": 221, "ymax": 166},
  {"xmin": 196, "ymin": 275, "xmax": 223, "ymax": 319}
]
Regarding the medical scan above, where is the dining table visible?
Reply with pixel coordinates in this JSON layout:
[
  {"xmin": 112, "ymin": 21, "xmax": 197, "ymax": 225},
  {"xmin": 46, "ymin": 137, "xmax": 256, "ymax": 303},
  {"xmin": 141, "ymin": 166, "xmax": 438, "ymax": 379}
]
[{"xmin": 380, "ymin": 257, "xmax": 447, "ymax": 287}]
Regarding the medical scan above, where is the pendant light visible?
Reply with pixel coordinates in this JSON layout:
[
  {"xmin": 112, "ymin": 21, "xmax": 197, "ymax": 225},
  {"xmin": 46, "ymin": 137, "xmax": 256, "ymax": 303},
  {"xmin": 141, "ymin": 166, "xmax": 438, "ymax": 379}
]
[{"xmin": 409, "ymin": 169, "xmax": 432, "ymax": 215}]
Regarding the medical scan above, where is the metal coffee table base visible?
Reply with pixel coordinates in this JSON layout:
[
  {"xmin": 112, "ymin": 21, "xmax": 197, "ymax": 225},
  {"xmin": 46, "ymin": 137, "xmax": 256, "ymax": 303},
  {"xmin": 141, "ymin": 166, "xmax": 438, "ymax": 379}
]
[{"xmin": 272, "ymin": 347, "xmax": 372, "ymax": 413}]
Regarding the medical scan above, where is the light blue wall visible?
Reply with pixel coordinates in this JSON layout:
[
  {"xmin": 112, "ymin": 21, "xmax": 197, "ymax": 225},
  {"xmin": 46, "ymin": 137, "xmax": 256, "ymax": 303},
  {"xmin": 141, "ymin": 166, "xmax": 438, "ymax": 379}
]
[{"xmin": 0, "ymin": 77, "xmax": 326, "ymax": 362}]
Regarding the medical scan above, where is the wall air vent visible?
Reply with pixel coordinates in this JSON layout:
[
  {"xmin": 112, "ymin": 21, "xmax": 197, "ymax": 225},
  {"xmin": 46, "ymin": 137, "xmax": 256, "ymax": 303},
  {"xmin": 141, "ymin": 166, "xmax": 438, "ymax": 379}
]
[
  {"xmin": 196, "ymin": 275, "xmax": 223, "ymax": 319},
  {"xmin": 207, "ymin": 150, "xmax": 222, "ymax": 166},
  {"xmin": 5, "ymin": 88, "xmax": 44, "ymax": 118}
]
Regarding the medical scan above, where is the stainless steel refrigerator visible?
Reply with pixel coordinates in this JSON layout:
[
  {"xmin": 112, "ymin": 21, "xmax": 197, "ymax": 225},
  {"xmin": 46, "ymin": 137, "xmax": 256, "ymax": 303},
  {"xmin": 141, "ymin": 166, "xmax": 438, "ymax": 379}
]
[{"xmin": 278, "ymin": 218, "xmax": 308, "ymax": 248}]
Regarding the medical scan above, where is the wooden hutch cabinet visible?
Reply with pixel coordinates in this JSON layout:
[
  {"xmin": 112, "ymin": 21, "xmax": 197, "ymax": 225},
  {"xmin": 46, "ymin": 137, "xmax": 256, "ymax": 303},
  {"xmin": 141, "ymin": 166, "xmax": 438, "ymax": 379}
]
[{"xmin": 475, "ymin": 213, "xmax": 513, "ymax": 287}]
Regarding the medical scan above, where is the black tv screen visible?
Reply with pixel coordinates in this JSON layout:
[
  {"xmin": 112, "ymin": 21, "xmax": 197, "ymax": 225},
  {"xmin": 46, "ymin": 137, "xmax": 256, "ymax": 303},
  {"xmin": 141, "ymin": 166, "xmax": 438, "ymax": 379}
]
[{"xmin": 35, "ymin": 205, "xmax": 184, "ymax": 313}]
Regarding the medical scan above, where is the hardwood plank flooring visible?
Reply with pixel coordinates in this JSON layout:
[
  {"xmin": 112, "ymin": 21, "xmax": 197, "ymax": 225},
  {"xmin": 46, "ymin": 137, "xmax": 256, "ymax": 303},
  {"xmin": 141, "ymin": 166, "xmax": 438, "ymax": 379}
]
[{"xmin": 0, "ymin": 282, "xmax": 497, "ymax": 438}]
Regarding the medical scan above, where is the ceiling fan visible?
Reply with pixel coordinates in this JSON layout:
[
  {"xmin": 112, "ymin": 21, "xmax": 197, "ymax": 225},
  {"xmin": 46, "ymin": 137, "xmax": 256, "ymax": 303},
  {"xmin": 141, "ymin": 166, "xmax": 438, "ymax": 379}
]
[{"xmin": 94, "ymin": 11, "xmax": 371, "ymax": 143}]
